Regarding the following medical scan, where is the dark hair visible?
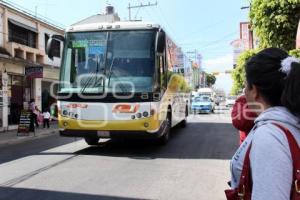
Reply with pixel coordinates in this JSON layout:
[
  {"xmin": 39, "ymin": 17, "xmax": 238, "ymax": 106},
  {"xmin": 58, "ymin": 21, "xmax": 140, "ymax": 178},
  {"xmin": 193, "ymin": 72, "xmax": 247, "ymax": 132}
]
[
  {"xmin": 281, "ymin": 62, "xmax": 300, "ymax": 116},
  {"xmin": 246, "ymin": 47, "xmax": 300, "ymax": 116}
]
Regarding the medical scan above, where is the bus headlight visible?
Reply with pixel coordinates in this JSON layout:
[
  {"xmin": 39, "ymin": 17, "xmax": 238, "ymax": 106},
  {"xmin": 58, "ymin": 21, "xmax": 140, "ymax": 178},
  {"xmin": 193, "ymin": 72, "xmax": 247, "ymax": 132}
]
[
  {"xmin": 62, "ymin": 110, "xmax": 68, "ymax": 116},
  {"xmin": 136, "ymin": 113, "xmax": 142, "ymax": 119},
  {"xmin": 143, "ymin": 111, "xmax": 149, "ymax": 117}
]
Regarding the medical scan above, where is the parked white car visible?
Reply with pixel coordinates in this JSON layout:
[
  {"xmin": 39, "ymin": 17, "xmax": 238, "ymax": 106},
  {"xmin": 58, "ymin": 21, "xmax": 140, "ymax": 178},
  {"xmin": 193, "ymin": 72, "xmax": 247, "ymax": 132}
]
[{"xmin": 225, "ymin": 96, "xmax": 237, "ymax": 107}]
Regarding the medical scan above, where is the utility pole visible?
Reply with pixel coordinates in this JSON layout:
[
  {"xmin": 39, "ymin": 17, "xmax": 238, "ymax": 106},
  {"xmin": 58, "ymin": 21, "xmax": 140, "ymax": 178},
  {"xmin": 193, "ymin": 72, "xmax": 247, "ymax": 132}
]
[{"xmin": 128, "ymin": 1, "xmax": 158, "ymax": 21}]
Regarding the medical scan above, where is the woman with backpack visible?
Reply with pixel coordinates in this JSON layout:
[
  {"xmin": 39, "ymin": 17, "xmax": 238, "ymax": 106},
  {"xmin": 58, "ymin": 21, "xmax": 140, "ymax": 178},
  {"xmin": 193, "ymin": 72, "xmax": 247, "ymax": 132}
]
[{"xmin": 226, "ymin": 48, "xmax": 300, "ymax": 200}]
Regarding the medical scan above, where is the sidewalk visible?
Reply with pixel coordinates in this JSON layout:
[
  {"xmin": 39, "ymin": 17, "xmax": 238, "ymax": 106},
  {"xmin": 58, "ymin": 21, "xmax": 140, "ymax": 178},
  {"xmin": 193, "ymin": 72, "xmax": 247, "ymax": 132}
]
[{"xmin": 0, "ymin": 122, "xmax": 59, "ymax": 147}]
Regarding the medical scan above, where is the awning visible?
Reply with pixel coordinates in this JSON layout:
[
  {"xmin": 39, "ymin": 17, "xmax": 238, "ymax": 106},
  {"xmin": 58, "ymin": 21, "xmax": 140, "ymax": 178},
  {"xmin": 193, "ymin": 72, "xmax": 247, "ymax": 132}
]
[{"xmin": 8, "ymin": 18, "xmax": 38, "ymax": 33}]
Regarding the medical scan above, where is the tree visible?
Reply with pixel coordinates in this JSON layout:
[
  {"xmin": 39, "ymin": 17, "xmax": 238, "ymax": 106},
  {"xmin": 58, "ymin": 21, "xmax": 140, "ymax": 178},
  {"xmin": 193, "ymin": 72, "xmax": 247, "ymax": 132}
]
[
  {"xmin": 250, "ymin": 0, "xmax": 300, "ymax": 51},
  {"xmin": 206, "ymin": 73, "xmax": 216, "ymax": 87},
  {"xmin": 289, "ymin": 48, "xmax": 300, "ymax": 58},
  {"xmin": 231, "ymin": 49, "xmax": 257, "ymax": 95}
]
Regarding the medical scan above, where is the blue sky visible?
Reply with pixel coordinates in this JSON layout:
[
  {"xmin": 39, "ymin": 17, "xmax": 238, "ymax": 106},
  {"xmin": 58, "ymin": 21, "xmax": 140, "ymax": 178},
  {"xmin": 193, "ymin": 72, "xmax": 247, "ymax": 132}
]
[{"xmin": 10, "ymin": 0, "xmax": 249, "ymax": 93}]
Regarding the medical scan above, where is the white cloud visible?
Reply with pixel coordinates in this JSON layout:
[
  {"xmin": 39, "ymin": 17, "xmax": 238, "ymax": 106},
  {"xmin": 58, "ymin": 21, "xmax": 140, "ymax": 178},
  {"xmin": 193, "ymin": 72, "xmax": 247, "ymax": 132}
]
[
  {"xmin": 202, "ymin": 54, "xmax": 233, "ymax": 73},
  {"xmin": 215, "ymin": 73, "xmax": 233, "ymax": 95},
  {"xmin": 202, "ymin": 54, "xmax": 234, "ymax": 95}
]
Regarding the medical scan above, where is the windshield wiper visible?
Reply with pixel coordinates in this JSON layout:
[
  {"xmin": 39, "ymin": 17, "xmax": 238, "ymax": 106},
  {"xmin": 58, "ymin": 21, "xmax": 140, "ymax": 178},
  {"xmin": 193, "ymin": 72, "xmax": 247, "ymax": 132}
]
[
  {"xmin": 80, "ymin": 55, "xmax": 103, "ymax": 93},
  {"xmin": 107, "ymin": 58, "xmax": 128, "ymax": 93},
  {"xmin": 107, "ymin": 57, "xmax": 115, "ymax": 87}
]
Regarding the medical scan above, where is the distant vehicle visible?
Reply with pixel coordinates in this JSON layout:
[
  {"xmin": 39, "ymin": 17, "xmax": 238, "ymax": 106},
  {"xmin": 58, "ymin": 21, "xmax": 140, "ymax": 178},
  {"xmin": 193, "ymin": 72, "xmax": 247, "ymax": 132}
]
[
  {"xmin": 191, "ymin": 91, "xmax": 198, "ymax": 101},
  {"xmin": 197, "ymin": 88, "xmax": 216, "ymax": 101},
  {"xmin": 215, "ymin": 96, "xmax": 223, "ymax": 106},
  {"xmin": 225, "ymin": 96, "xmax": 237, "ymax": 107},
  {"xmin": 191, "ymin": 95, "xmax": 214, "ymax": 114}
]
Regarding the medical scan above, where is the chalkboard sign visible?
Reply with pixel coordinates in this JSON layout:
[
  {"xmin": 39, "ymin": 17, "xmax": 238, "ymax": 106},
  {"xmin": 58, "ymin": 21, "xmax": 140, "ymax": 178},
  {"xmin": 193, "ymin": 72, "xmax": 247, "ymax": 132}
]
[{"xmin": 17, "ymin": 110, "xmax": 31, "ymax": 135}]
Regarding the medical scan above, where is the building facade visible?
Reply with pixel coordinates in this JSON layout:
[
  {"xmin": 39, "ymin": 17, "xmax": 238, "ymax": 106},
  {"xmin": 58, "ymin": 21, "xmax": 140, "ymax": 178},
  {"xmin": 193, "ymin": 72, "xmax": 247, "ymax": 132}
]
[
  {"xmin": 0, "ymin": 2, "xmax": 64, "ymax": 131},
  {"xmin": 231, "ymin": 22, "xmax": 257, "ymax": 68}
]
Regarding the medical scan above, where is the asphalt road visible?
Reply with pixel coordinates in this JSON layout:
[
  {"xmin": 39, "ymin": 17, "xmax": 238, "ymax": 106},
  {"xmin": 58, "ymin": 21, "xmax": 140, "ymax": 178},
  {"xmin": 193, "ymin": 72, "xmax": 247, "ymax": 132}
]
[{"xmin": 0, "ymin": 106, "xmax": 239, "ymax": 200}]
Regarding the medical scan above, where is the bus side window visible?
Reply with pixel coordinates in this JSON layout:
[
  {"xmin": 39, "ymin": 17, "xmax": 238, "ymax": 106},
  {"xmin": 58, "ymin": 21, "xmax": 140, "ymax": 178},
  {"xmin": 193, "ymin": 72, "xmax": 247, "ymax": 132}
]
[{"xmin": 159, "ymin": 55, "xmax": 167, "ymax": 91}]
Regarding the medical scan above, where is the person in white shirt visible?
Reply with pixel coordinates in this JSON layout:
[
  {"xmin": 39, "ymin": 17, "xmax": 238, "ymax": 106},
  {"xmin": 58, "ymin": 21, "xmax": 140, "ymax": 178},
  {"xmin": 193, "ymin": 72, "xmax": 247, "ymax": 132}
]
[{"xmin": 42, "ymin": 109, "xmax": 51, "ymax": 128}]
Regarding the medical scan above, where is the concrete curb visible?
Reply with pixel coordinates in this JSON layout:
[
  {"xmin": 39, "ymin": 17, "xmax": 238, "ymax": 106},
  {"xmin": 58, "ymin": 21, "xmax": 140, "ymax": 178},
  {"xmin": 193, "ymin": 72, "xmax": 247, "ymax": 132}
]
[{"xmin": 0, "ymin": 129, "xmax": 59, "ymax": 147}]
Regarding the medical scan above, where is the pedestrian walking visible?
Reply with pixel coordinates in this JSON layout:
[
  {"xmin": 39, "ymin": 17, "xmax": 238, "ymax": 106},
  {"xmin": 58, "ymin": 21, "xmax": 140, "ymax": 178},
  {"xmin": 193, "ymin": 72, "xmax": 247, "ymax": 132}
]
[
  {"xmin": 231, "ymin": 94, "xmax": 257, "ymax": 145},
  {"xmin": 225, "ymin": 48, "xmax": 300, "ymax": 200},
  {"xmin": 42, "ymin": 109, "xmax": 51, "ymax": 129},
  {"xmin": 29, "ymin": 99, "xmax": 39, "ymax": 131},
  {"xmin": 33, "ymin": 106, "xmax": 40, "ymax": 127}
]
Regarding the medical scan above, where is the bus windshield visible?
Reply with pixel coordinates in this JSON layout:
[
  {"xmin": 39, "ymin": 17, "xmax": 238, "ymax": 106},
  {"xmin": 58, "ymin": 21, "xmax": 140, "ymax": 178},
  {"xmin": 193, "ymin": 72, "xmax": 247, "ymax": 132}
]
[{"xmin": 60, "ymin": 30, "xmax": 156, "ymax": 93}]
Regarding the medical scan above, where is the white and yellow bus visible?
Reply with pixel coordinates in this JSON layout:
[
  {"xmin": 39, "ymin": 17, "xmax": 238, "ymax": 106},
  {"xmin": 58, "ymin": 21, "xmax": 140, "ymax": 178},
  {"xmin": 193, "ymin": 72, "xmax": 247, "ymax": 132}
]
[{"xmin": 47, "ymin": 21, "xmax": 191, "ymax": 145}]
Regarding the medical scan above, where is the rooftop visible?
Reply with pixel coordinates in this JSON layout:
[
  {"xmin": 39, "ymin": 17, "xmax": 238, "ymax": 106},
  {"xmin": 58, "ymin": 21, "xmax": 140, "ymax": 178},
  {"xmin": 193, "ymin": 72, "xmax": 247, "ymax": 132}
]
[{"xmin": 0, "ymin": 0, "xmax": 65, "ymax": 31}]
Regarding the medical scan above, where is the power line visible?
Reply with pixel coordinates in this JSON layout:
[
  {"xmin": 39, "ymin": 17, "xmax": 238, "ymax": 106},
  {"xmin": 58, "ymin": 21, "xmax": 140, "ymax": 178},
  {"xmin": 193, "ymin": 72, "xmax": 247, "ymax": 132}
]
[
  {"xmin": 179, "ymin": 31, "xmax": 238, "ymax": 46},
  {"xmin": 177, "ymin": 19, "xmax": 228, "ymax": 41},
  {"xmin": 156, "ymin": 4, "xmax": 178, "ymax": 41},
  {"xmin": 128, "ymin": 1, "xmax": 157, "ymax": 21}
]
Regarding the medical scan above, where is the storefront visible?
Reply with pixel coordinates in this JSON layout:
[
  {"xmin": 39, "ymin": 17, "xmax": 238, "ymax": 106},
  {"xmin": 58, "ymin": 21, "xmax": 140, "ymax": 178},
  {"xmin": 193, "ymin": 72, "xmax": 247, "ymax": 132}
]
[
  {"xmin": 0, "ymin": 57, "xmax": 60, "ymax": 131},
  {"xmin": 7, "ymin": 74, "xmax": 32, "ymax": 125}
]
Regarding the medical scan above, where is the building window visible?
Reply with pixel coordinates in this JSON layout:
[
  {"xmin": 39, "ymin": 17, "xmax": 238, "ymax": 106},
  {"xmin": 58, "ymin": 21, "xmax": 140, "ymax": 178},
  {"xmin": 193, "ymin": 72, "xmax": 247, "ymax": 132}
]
[
  {"xmin": 45, "ymin": 33, "xmax": 61, "ymax": 58},
  {"xmin": 8, "ymin": 21, "xmax": 37, "ymax": 48}
]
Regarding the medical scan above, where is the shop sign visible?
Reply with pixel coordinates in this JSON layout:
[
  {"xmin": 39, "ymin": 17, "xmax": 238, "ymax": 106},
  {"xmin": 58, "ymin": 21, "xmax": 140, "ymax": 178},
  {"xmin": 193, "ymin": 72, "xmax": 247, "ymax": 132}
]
[{"xmin": 25, "ymin": 66, "xmax": 43, "ymax": 79}]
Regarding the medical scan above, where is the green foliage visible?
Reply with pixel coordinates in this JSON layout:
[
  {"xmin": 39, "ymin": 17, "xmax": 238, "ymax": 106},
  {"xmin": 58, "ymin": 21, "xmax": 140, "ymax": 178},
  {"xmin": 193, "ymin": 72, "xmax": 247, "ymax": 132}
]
[
  {"xmin": 205, "ymin": 73, "xmax": 216, "ymax": 87},
  {"xmin": 231, "ymin": 49, "xmax": 257, "ymax": 95},
  {"xmin": 167, "ymin": 72, "xmax": 192, "ymax": 93},
  {"xmin": 289, "ymin": 48, "xmax": 300, "ymax": 58},
  {"xmin": 250, "ymin": 0, "xmax": 300, "ymax": 51}
]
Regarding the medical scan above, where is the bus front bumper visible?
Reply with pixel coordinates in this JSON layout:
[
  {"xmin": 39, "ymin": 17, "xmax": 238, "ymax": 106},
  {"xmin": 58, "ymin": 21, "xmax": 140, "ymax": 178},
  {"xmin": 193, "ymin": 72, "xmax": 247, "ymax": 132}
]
[
  {"xmin": 59, "ymin": 123, "xmax": 166, "ymax": 139},
  {"xmin": 58, "ymin": 114, "xmax": 167, "ymax": 139}
]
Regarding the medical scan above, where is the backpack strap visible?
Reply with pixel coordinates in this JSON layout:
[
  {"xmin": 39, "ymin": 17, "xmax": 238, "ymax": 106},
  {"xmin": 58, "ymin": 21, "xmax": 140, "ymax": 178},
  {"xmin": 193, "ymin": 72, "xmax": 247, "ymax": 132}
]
[
  {"xmin": 272, "ymin": 123, "xmax": 300, "ymax": 199},
  {"xmin": 237, "ymin": 143, "xmax": 252, "ymax": 200}
]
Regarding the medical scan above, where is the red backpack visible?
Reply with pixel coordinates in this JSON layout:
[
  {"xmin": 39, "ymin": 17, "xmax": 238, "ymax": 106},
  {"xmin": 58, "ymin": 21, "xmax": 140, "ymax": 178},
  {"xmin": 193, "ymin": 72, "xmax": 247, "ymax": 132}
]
[{"xmin": 225, "ymin": 123, "xmax": 300, "ymax": 200}]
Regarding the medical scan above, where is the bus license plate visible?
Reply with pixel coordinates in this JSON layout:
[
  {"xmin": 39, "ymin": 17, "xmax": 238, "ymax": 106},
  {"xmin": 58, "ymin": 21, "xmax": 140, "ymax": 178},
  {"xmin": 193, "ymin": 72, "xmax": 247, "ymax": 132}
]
[{"xmin": 97, "ymin": 131, "xmax": 110, "ymax": 137}]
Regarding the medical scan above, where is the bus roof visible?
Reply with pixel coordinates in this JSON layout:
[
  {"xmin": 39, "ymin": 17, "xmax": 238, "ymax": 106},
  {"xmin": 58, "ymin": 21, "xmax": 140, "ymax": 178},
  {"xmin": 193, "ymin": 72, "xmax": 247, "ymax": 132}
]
[{"xmin": 66, "ymin": 21, "xmax": 161, "ymax": 32}]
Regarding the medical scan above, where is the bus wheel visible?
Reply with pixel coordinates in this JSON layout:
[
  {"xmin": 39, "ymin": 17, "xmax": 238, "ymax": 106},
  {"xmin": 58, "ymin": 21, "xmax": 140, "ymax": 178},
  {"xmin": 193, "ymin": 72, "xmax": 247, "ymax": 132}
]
[
  {"xmin": 84, "ymin": 137, "xmax": 99, "ymax": 145},
  {"xmin": 180, "ymin": 106, "xmax": 188, "ymax": 128},
  {"xmin": 158, "ymin": 113, "xmax": 171, "ymax": 145}
]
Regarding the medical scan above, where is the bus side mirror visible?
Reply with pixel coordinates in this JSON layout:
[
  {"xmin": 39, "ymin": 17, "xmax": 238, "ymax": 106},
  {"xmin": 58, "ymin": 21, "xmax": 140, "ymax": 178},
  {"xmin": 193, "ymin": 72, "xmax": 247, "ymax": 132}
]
[
  {"xmin": 46, "ymin": 35, "xmax": 65, "ymax": 60},
  {"xmin": 157, "ymin": 32, "xmax": 165, "ymax": 53}
]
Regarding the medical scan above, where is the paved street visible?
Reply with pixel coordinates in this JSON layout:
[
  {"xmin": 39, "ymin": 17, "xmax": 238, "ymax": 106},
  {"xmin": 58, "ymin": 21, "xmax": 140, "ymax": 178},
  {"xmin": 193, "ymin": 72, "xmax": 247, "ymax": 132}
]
[{"xmin": 0, "ymin": 106, "xmax": 239, "ymax": 200}]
